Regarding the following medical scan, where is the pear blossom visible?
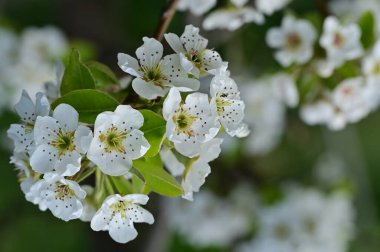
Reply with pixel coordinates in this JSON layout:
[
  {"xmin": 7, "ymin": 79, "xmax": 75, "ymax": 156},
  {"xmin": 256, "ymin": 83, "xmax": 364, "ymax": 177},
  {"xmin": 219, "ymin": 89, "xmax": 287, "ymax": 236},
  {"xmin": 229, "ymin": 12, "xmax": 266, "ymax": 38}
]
[
  {"xmin": 164, "ymin": 25, "xmax": 223, "ymax": 77},
  {"xmin": 7, "ymin": 90, "xmax": 50, "ymax": 154},
  {"xmin": 44, "ymin": 61, "xmax": 64, "ymax": 101},
  {"xmin": 118, "ymin": 37, "xmax": 199, "ymax": 99},
  {"xmin": 267, "ymin": 16, "xmax": 317, "ymax": 66},
  {"xmin": 26, "ymin": 175, "xmax": 86, "ymax": 221},
  {"xmin": 203, "ymin": 7, "xmax": 264, "ymax": 31},
  {"xmin": 256, "ymin": 0, "xmax": 292, "ymax": 15},
  {"xmin": 87, "ymin": 105, "xmax": 150, "ymax": 176},
  {"xmin": 182, "ymin": 138, "xmax": 223, "ymax": 201},
  {"xmin": 210, "ymin": 68, "xmax": 246, "ymax": 137},
  {"xmin": 80, "ymin": 185, "xmax": 97, "ymax": 222},
  {"xmin": 91, "ymin": 194, "xmax": 154, "ymax": 244},
  {"xmin": 177, "ymin": 0, "xmax": 216, "ymax": 16},
  {"xmin": 30, "ymin": 104, "xmax": 93, "ymax": 176},
  {"xmin": 163, "ymin": 87, "xmax": 220, "ymax": 158},
  {"xmin": 320, "ymin": 16, "xmax": 363, "ymax": 70},
  {"xmin": 271, "ymin": 73, "xmax": 299, "ymax": 108}
]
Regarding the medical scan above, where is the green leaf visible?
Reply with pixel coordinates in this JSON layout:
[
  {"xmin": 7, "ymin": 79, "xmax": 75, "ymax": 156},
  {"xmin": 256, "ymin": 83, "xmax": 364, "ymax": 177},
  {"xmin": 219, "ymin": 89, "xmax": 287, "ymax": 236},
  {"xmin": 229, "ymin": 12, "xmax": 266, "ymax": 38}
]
[
  {"xmin": 60, "ymin": 49, "xmax": 96, "ymax": 95},
  {"xmin": 52, "ymin": 89, "xmax": 119, "ymax": 124},
  {"xmin": 87, "ymin": 61, "xmax": 119, "ymax": 88},
  {"xmin": 140, "ymin": 110, "xmax": 166, "ymax": 157},
  {"xmin": 358, "ymin": 11, "xmax": 376, "ymax": 49},
  {"xmin": 131, "ymin": 175, "xmax": 151, "ymax": 194},
  {"xmin": 133, "ymin": 156, "xmax": 182, "ymax": 197},
  {"xmin": 109, "ymin": 176, "xmax": 133, "ymax": 195}
]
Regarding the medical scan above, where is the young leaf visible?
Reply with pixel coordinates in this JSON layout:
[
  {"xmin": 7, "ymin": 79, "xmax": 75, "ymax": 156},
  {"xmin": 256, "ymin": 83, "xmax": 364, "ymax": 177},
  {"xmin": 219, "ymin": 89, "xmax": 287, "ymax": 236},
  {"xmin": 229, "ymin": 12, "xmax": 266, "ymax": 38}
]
[
  {"xmin": 52, "ymin": 89, "xmax": 119, "ymax": 124},
  {"xmin": 133, "ymin": 156, "xmax": 182, "ymax": 197},
  {"xmin": 87, "ymin": 61, "xmax": 119, "ymax": 88},
  {"xmin": 60, "ymin": 49, "xmax": 96, "ymax": 95},
  {"xmin": 131, "ymin": 175, "xmax": 151, "ymax": 194},
  {"xmin": 109, "ymin": 176, "xmax": 133, "ymax": 195},
  {"xmin": 140, "ymin": 110, "xmax": 166, "ymax": 157},
  {"xmin": 358, "ymin": 11, "xmax": 376, "ymax": 49}
]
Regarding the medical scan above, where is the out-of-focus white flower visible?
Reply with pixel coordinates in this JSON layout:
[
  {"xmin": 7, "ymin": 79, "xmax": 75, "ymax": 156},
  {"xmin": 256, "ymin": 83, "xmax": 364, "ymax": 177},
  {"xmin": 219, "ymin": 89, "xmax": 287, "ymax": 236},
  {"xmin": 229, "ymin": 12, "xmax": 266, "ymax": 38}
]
[
  {"xmin": 163, "ymin": 87, "xmax": 220, "ymax": 158},
  {"xmin": 266, "ymin": 16, "xmax": 317, "ymax": 66},
  {"xmin": 26, "ymin": 175, "xmax": 86, "ymax": 221},
  {"xmin": 19, "ymin": 26, "xmax": 68, "ymax": 64},
  {"xmin": 182, "ymin": 138, "xmax": 223, "ymax": 201},
  {"xmin": 30, "ymin": 104, "xmax": 93, "ymax": 176},
  {"xmin": 165, "ymin": 25, "xmax": 223, "ymax": 77},
  {"xmin": 203, "ymin": 7, "xmax": 264, "ymax": 31},
  {"xmin": 177, "ymin": 0, "xmax": 216, "ymax": 16},
  {"xmin": 320, "ymin": 16, "xmax": 363, "ymax": 72},
  {"xmin": 256, "ymin": 0, "xmax": 292, "ymax": 15},
  {"xmin": 271, "ymin": 73, "xmax": 299, "ymax": 107},
  {"xmin": 117, "ymin": 37, "xmax": 199, "ymax": 100},
  {"xmin": 0, "ymin": 28, "xmax": 18, "ymax": 68},
  {"xmin": 329, "ymin": 0, "xmax": 380, "ymax": 33},
  {"xmin": 241, "ymin": 80, "xmax": 285, "ymax": 155},
  {"xmin": 91, "ymin": 194, "xmax": 154, "ymax": 244},
  {"xmin": 238, "ymin": 186, "xmax": 355, "ymax": 252},
  {"xmin": 87, "ymin": 105, "xmax": 150, "ymax": 176},
  {"xmin": 167, "ymin": 190, "xmax": 252, "ymax": 248},
  {"xmin": 314, "ymin": 152, "xmax": 346, "ymax": 186}
]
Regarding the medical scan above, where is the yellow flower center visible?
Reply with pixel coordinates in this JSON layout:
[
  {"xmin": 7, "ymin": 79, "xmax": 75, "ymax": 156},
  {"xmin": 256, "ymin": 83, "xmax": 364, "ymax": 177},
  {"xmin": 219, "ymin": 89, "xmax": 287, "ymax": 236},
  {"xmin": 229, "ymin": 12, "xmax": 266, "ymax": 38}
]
[
  {"xmin": 99, "ymin": 126, "xmax": 127, "ymax": 153},
  {"xmin": 51, "ymin": 130, "xmax": 75, "ymax": 156}
]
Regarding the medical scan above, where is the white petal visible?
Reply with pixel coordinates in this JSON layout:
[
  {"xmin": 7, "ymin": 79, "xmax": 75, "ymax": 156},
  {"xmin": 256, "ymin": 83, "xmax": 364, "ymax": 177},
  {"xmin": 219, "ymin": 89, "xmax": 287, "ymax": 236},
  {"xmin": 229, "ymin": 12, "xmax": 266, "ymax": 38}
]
[
  {"xmin": 163, "ymin": 87, "xmax": 182, "ymax": 120},
  {"xmin": 132, "ymin": 78, "xmax": 167, "ymax": 100},
  {"xmin": 15, "ymin": 90, "xmax": 36, "ymax": 124},
  {"xmin": 123, "ymin": 130, "xmax": 150, "ymax": 160},
  {"xmin": 124, "ymin": 194, "xmax": 149, "ymax": 205},
  {"xmin": 91, "ymin": 209, "xmax": 111, "ymax": 231},
  {"xmin": 202, "ymin": 49, "xmax": 223, "ymax": 73},
  {"xmin": 7, "ymin": 124, "xmax": 34, "ymax": 153},
  {"xmin": 114, "ymin": 105, "xmax": 144, "ymax": 130},
  {"xmin": 33, "ymin": 116, "xmax": 60, "ymax": 144},
  {"xmin": 109, "ymin": 217, "xmax": 138, "ymax": 244},
  {"xmin": 74, "ymin": 125, "xmax": 93, "ymax": 154},
  {"xmin": 117, "ymin": 53, "xmax": 141, "ymax": 77},
  {"xmin": 160, "ymin": 147, "xmax": 185, "ymax": 177},
  {"xmin": 53, "ymin": 104, "xmax": 79, "ymax": 132},
  {"xmin": 164, "ymin": 33, "xmax": 185, "ymax": 54},
  {"xmin": 35, "ymin": 92, "xmax": 50, "ymax": 117},
  {"xmin": 126, "ymin": 205, "xmax": 154, "ymax": 224},
  {"xmin": 136, "ymin": 37, "xmax": 163, "ymax": 69}
]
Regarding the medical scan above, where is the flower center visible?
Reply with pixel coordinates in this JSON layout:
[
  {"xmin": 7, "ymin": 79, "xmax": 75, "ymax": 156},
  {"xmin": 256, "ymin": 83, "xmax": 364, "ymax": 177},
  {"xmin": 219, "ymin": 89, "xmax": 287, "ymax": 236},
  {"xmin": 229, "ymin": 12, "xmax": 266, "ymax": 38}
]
[
  {"xmin": 173, "ymin": 109, "xmax": 197, "ymax": 136},
  {"xmin": 55, "ymin": 184, "xmax": 74, "ymax": 200},
  {"xmin": 141, "ymin": 64, "xmax": 164, "ymax": 87},
  {"xmin": 333, "ymin": 32, "xmax": 344, "ymax": 47},
  {"xmin": 110, "ymin": 200, "xmax": 130, "ymax": 218},
  {"xmin": 274, "ymin": 223, "xmax": 290, "ymax": 240},
  {"xmin": 303, "ymin": 217, "xmax": 316, "ymax": 234},
  {"xmin": 51, "ymin": 130, "xmax": 75, "ymax": 156},
  {"xmin": 186, "ymin": 49, "xmax": 203, "ymax": 69},
  {"xmin": 216, "ymin": 94, "xmax": 232, "ymax": 116},
  {"xmin": 99, "ymin": 126, "xmax": 127, "ymax": 153},
  {"xmin": 286, "ymin": 33, "xmax": 302, "ymax": 50}
]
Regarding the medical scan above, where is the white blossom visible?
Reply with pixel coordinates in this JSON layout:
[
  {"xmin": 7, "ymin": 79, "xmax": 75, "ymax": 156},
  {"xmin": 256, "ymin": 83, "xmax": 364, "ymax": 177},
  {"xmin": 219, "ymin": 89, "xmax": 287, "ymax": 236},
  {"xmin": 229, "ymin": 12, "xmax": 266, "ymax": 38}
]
[
  {"xmin": 203, "ymin": 7, "xmax": 264, "ymax": 31},
  {"xmin": 210, "ymin": 68, "xmax": 246, "ymax": 137},
  {"xmin": 266, "ymin": 16, "xmax": 317, "ymax": 66},
  {"xmin": 320, "ymin": 16, "xmax": 363, "ymax": 71},
  {"xmin": 182, "ymin": 138, "xmax": 223, "ymax": 201},
  {"xmin": 80, "ymin": 185, "xmax": 97, "ymax": 222},
  {"xmin": 7, "ymin": 90, "xmax": 50, "ymax": 154},
  {"xmin": 91, "ymin": 194, "xmax": 154, "ymax": 244},
  {"xmin": 159, "ymin": 146, "xmax": 185, "ymax": 177},
  {"xmin": 10, "ymin": 151, "xmax": 39, "ymax": 195},
  {"xmin": 30, "ymin": 104, "xmax": 93, "ymax": 176},
  {"xmin": 26, "ymin": 175, "xmax": 86, "ymax": 221},
  {"xmin": 118, "ymin": 37, "xmax": 199, "ymax": 99},
  {"xmin": 271, "ymin": 73, "xmax": 299, "ymax": 108},
  {"xmin": 164, "ymin": 25, "xmax": 223, "ymax": 77},
  {"xmin": 177, "ymin": 0, "xmax": 216, "ymax": 16},
  {"xmin": 87, "ymin": 105, "xmax": 150, "ymax": 176},
  {"xmin": 163, "ymin": 87, "xmax": 220, "ymax": 158},
  {"xmin": 256, "ymin": 0, "xmax": 292, "ymax": 15}
]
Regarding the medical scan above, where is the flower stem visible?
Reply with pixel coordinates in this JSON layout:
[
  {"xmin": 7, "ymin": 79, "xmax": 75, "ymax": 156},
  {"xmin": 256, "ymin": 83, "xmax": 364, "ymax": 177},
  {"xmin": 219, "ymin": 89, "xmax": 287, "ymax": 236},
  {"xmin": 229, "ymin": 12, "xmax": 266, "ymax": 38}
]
[{"xmin": 153, "ymin": 0, "xmax": 180, "ymax": 41}]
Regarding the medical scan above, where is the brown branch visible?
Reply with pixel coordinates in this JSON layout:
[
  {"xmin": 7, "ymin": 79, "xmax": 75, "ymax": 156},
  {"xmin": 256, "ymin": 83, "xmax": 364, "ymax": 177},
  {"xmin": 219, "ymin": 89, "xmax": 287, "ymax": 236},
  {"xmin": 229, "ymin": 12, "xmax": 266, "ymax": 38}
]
[
  {"xmin": 315, "ymin": 0, "xmax": 330, "ymax": 18},
  {"xmin": 153, "ymin": 0, "xmax": 180, "ymax": 41}
]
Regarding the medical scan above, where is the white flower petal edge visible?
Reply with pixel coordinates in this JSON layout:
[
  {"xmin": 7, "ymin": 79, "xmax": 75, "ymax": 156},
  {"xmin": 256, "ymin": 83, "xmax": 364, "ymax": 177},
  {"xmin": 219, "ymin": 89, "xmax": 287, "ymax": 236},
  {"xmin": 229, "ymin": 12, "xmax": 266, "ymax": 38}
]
[
  {"xmin": 87, "ymin": 105, "xmax": 150, "ymax": 176},
  {"xmin": 30, "ymin": 104, "xmax": 92, "ymax": 176},
  {"xmin": 90, "ymin": 194, "xmax": 154, "ymax": 244},
  {"xmin": 177, "ymin": 0, "xmax": 217, "ymax": 16}
]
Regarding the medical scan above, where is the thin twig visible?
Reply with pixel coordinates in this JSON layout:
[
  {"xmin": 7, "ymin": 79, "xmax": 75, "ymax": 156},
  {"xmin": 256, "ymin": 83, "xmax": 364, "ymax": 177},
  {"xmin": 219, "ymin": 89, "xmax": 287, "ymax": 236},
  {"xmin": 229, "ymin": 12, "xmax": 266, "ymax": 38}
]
[{"xmin": 154, "ymin": 0, "xmax": 180, "ymax": 41}]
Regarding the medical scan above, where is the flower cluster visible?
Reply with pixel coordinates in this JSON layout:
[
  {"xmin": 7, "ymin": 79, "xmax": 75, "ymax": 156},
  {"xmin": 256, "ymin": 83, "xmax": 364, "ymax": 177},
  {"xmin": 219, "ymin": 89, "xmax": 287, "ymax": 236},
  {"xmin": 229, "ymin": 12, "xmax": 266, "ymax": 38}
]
[
  {"xmin": 178, "ymin": 0, "xmax": 292, "ymax": 31},
  {"xmin": 265, "ymin": 11, "xmax": 380, "ymax": 130},
  {"xmin": 7, "ymin": 25, "xmax": 247, "ymax": 244}
]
